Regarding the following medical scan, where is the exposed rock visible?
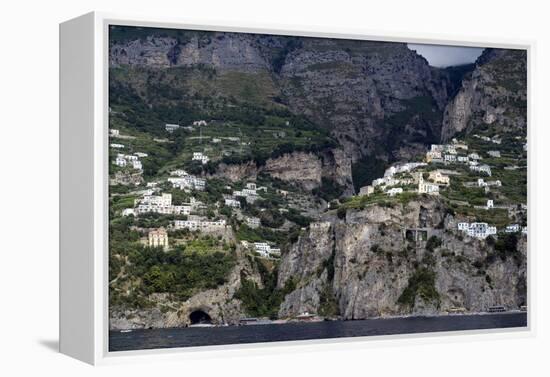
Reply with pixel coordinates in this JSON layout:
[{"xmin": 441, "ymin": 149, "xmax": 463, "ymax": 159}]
[
  {"xmin": 277, "ymin": 197, "xmax": 527, "ymax": 319},
  {"xmin": 109, "ymin": 253, "xmax": 262, "ymax": 329},
  {"xmin": 263, "ymin": 152, "xmax": 322, "ymax": 190},
  {"xmin": 213, "ymin": 161, "xmax": 258, "ymax": 182},
  {"xmin": 441, "ymin": 49, "xmax": 527, "ymax": 141}
]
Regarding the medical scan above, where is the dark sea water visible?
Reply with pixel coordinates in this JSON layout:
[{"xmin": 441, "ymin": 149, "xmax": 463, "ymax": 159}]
[{"xmin": 109, "ymin": 312, "xmax": 527, "ymax": 352}]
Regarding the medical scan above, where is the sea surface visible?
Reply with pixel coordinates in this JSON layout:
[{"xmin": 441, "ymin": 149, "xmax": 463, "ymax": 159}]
[{"xmin": 109, "ymin": 312, "xmax": 527, "ymax": 352}]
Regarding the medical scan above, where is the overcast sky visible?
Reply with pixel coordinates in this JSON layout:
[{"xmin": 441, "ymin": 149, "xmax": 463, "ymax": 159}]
[{"xmin": 407, "ymin": 43, "xmax": 484, "ymax": 68}]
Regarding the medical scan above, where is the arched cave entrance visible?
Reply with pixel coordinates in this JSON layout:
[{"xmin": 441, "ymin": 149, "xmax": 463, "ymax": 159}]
[{"xmin": 189, "ymin": 310, "xmax": 212, "ymax": 325}]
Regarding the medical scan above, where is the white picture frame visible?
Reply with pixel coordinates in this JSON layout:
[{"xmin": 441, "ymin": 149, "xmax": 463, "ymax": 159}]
[{"xmin": 60, "ymin": 11, "xmax": 535, "ymax": 365}]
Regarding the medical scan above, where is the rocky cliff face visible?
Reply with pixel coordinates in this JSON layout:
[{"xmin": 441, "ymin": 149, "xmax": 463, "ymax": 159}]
[
  {"xmin": 213, "ymin": 148, "xmax": 354, "ymax": 194},
  {"xmin": 110, "ymin": 253, "xmax": 263, "ymax": 330},
  {"xmin": 109, "ymin": 28, "xmax": 457, "ymax": 181},
  {"xmin": 277, "ymin": 197, "xmax": 526, "ymax": 319},
  {"xmin": 441, "ymin": 49, "xmax": 527, "ymax": 141}
]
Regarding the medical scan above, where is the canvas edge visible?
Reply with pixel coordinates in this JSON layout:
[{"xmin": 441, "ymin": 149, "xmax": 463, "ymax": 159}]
[{"xmin": 59, "ymin": 10, "xmax": 536, "ymax": 365}]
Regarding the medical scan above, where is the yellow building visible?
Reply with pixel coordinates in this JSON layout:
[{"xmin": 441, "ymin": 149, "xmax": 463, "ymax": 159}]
[
  {"xmin": 148, "ymin": 227, "xmax": 169, "ymax": 251},
  {"xmin": 429, "ymin": 170, "xmax": 450, "ymax": 185}
]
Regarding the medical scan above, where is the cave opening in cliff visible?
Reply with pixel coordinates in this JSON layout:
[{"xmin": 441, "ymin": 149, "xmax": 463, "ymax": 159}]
[{"xmin": 189, "ymin": 310, "xmax": 212, "ymax": 324}]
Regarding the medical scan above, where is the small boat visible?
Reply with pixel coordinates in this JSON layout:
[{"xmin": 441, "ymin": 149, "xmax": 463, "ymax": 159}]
[
  {"xmin": 120, "ymin": 329, "xmax": 132, "ymax": 333},
  {"xmin": 487, "ymin": 305, "xmax": 506, "ymax": 313}
]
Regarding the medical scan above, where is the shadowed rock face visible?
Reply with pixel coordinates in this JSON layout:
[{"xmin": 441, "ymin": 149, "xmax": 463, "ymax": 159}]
[{"xmin": 441, "ymin": 49, "xmax": 527, "ymax": 141}]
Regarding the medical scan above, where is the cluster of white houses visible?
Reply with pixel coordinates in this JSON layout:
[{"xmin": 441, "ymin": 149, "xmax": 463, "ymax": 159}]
[
  {"xmin": 168, "ymin": 169, "xmax": 206, "ymax": 191},
  {"xmin": 240, "ymin": 241, "xmax": 281, "ymax": 258},
  {"xmin": 173, "ymin": 216, "xmax": 227, "ymax": 231},
  {"xmin": 457, "ymin": 221, "xmax": 526, "ymax": 239},
  {"xmin": 192, "ymin": 152, "xmax": 210, "ymax": 165},
  {"xmin": 165, "ymin": 120, "xmax": 208, "ymax": 133},
  {"xmin": 113, "ymin": 153, "xmax": 145, "ymax": 170},
  {"xmin": 457, "ymin": 222, "xmax": 497, "ymax": 239},
  {"xmin": 230, "ymin": 182, "xmax": 267, "ymax": 205}
]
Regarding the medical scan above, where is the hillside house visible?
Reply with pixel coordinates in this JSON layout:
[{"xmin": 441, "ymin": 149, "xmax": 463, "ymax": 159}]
[
  {"xmin": 505, "ymin": 224, "xmax": 521, "ymax": 233},
  {"xmin": 224, "ymin": 198, "xmax": 241, "ymax": 208},
  {"xmin": 148, "ymin": 228, "xmax": 169, "ymax": 250},
  {"xmin": 110, "ymin": 129, "xmax": 120, "ymax": 137},
  {"xmin": 173, "ymin": 218, "xmax": 226, "ymax": 231},
  {"xmin": 246, "ymin": 217, "xmax": 260, "ymax": 229},
  {"xmin": 114, "ymin": 155, "xmax": 127, "ymax": 167},
  {"xmin": 426, "ymin": 150, "xmax": 442, "ymax": 162},
  {"xmin": 429, "ymin": 170, "xmax": 450, "ymax": 185},
  {"xmin": 110, "ymin": 143, "xmax": 124, "ymax": 149},
  {"xmin": 487, "ymin": 199, "xmax": 494, "ymax": 209},
  {"xmin": 253, "ymin": 242, "xmax": 281, "ymax": 258},
  {"xmin": 458, "ymin": 222, "xmax": 497, "ymax": 239},
  {"xmin": 444, "ymin": 154, "xmax": 457, "ymax": 163},
  {"xmin": 192, "ymin": 152, "xmax": 209, "ymax": 165},
  {"xmin": 470, "ymin": 164, "xmax": 492, "ymax": 176},
  {"xmin": 121, "ymin": 208, "xmax": 135, "ymax": 216},
  {"xmin": 487, "ymin": 150, "xmax": 501, "ymax": 158},
  {"xmin": 131, "ymin": 160, "xmax": 142, "ymax": 170},
  {"xmin": 457, "ymin": 156, "xmax": 469, "ymax": 163},
  {"xmin": 192, "ymin": 120, "xmax": 208, "ymax": 126},
  {"xmin": 418, "ymin": 177, "xmax": 439, "ymax": 195},
  {"xmin": 359, "ymin": 185, "xmax": 374, "ymax": 196},
  {"xmin": 168, "ymin": 175, "xmax": 206, "ymax": 191},
  {"xmin": 468, "ymin": 153, "xmax": 481, "ymax": 160},
  {"xmin": 386, "ymin": 187, "xmax": 403, "ymax": 196},
  {"xmin": 135, "ymin": 152, "xmax": 148, "ymax": 158},
  {"xmin": 165, "ymin": 123, "xmax": 180, "ymax": 133}
]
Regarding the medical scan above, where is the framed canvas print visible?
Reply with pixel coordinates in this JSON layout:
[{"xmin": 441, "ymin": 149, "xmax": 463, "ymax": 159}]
[{"xmin": 60, "ymin": 12, "xmax": 532, "ymax": 365}]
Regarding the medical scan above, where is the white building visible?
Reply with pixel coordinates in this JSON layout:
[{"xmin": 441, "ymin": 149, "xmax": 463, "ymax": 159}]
[
  {"xmin": 253, "ymin": 242, "xmax": 281, "ymax": 258},
  {"xmin": 487, "ymin": 199, "xmax": 494, "ymax": 209},
  {"xmin": 192, "ymin": 120, "xmax": 208, "ymax": 126},
  {"xmin": 487, "ymin": 150, "xmax": 501, "ymax": 158},
  {"xmin": 468, "ymin": 153, "xmax": 481, "ymax": 160},
  {"xmin": 122, "ymin": 208, "xmax": 135, "ymax": 216},
  {"xmin": 168, "ymin": 175, "xmax": 206, "ymax": 191},
  {"xmin": 505, "ymin": 224, "xmax": 521, "ymax": 233},
  {"xmin": 458, "ymin": 222, "xmax": 497, "ymax": 239},
  {"xmin": 114, "ymin": 155, "xmax": 127, "ymax": 167},
  {"xmin": 110, "ymin": 143, "xmax": 125, "ymax": 149},
  {"xmin": 470, "ymin": 164, "xmax": 492, "ymax": 176},
  {"xmin": 386, "ymin": 187, "xmax": 403, "ymax": 196},
  {"xmin": 418, "ymin": 177, "xmax": 439, "ymax": 195},
  {"xmin": 148, "ymin": 228, "xmax": 169, "ymax": 250},
  {"xmin": 457, "ymin": 156, "xmax": 469, "ymax": 163},
  {"xmin": 131, "ymin": 160, "xmax": 142, "ymax": 170},
  {"xmin": 246, "ymin": 217, "xmax": 261, "ymax": 229},
  {"xmin": 165, "ymin": 123, "xmax": 180, "ymax": 133},
  {"xmin": 444, "ymin": 154, "xmax": 457, "ymax": 163},
  {"xmin": 110, "ymin": 129, "xmax": 120, "ymax": 137},
  {"xmin": 426, "ymin": 150, "xmax": 442, "ymax": 162},
  {"xmin": 458, "ymin": 222, "xmax": 470, "ymax": 231},
  {"xmin": 192, "ymin": 152, "xmax": 209, "ymax": 165},
  {"xmin": 478, "ymin": 178, "xmax": 487, "ymax": 187},
  {"xmin": 135, "ymin": 152, "xmax": 148, "ymax": 158},
  {"xmin": 173, "ymin": 218, "xmax": 226, "ymax": 231},
  {"xmin": 224, "ymin": 198, "xmax": 241, "ymax": 208}
]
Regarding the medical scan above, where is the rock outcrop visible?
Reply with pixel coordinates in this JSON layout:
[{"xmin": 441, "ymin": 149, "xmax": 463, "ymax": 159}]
[
  {"xmin": 110, "ymin": 253, "xmax": 262, "ymax": 329},
  {"xmin": 277, "ymin": 197, "xmax": 527, "ymax": 319},
  {"xmin": 441, "ymin": 49, "xmax": 527, "ymax": 141}
]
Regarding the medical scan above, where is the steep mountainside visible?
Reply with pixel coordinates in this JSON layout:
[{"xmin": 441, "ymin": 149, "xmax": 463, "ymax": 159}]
[
  {"xmin": 109, "ymin": 27, "xmax": 462, "ymax": 191},
  {"xmin": 441, "ymin": 49, "xmax": 527, "ymax": 141}
]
